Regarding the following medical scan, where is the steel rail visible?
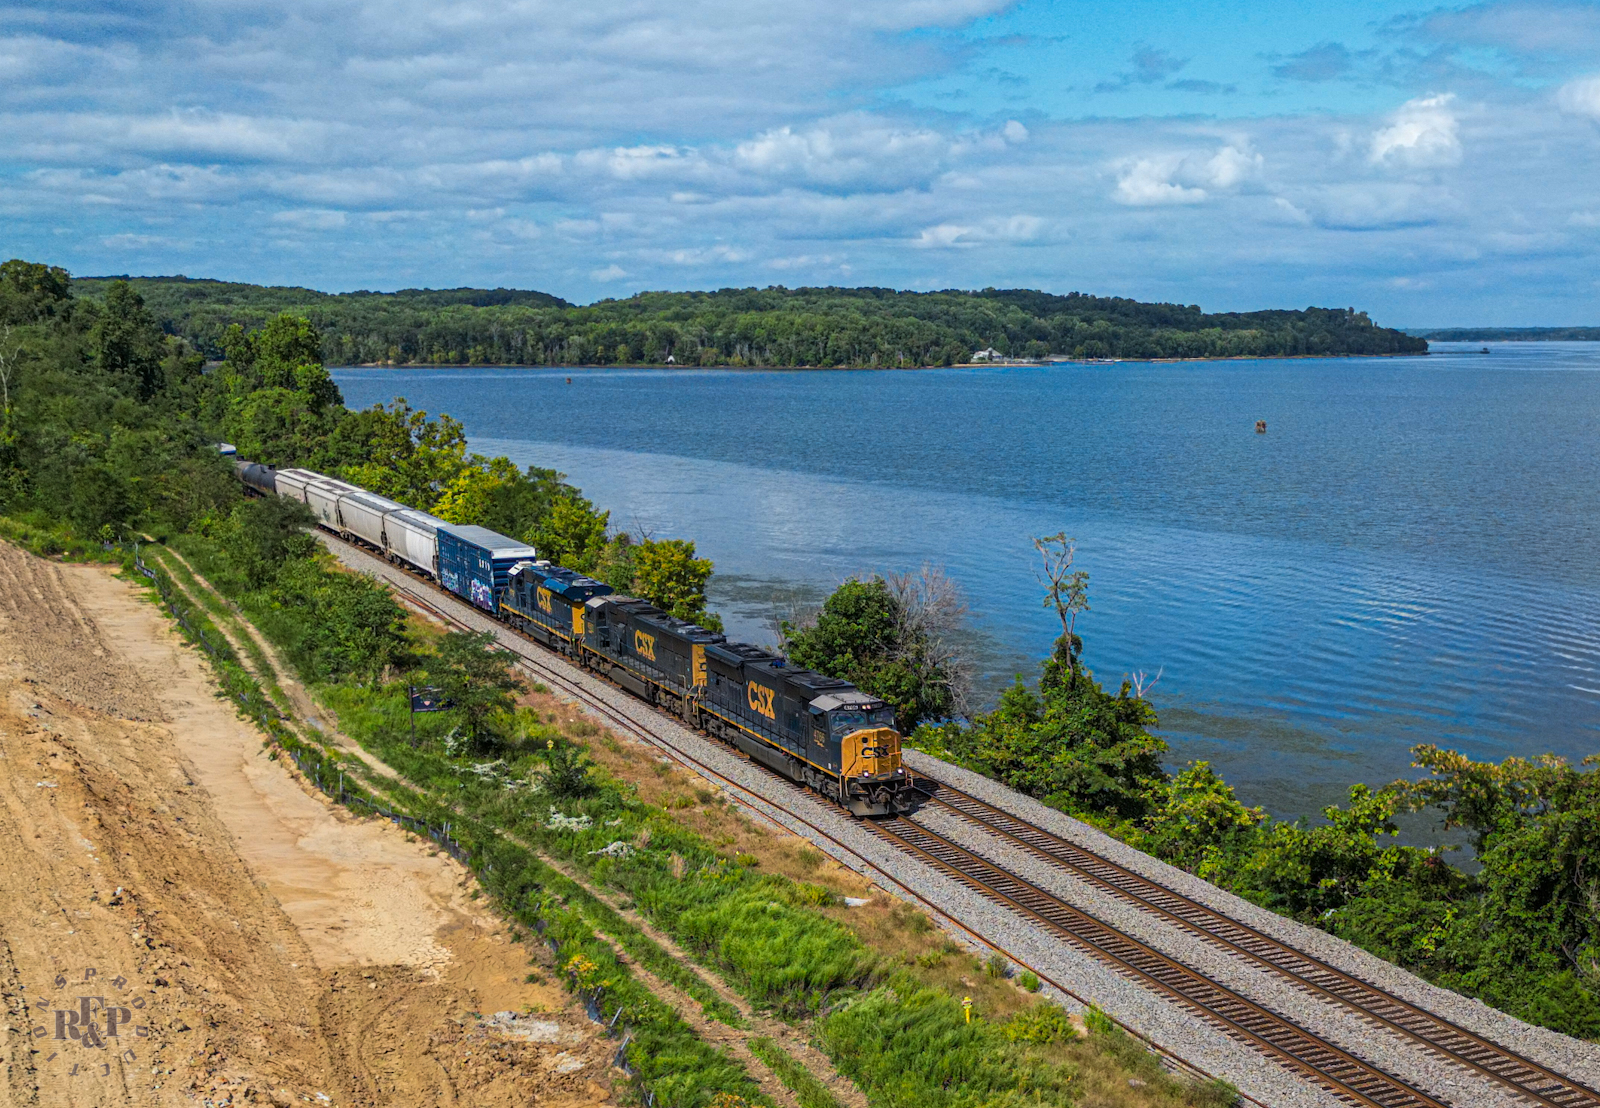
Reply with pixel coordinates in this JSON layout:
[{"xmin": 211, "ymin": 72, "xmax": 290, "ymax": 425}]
[
  {"xmin": 871, "ymin": 816, "xmax": 1447, "ymax": 1108},
  {"xmin": 912, "ymin": 781, "xmax": 1600, "ymax": 1108},
  {"xmin": 344, "ymin": 549, "xmax": 1264, "ymax": 1099},
  {"xmin": 315, "ymin": 530, "xmax": 1486, "ymax": 1108}
]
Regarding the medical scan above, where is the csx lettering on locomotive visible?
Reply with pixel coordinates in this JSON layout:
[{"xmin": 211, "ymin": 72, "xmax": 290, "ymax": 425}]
[
  {"xmin": 747, "ymin": 682, "xmax": 776, "ymax": 719},
  {"xmin": 235, "ymin": 458, "xmax": 913, "ymax": 816}
]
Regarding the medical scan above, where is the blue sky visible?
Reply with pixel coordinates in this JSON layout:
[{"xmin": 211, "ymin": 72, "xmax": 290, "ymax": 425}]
[{"xmin": 3, "ymin": 0, "xmax": 1600, "ymax": 324}]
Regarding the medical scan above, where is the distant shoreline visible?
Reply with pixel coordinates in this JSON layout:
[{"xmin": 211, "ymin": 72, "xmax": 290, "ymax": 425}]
[
  {"xmin": 345, "ymin": 350, "xmax": 1433, "ymax": 371},
  {"xmin": 1412, "ymin": 330, "xmax": 1600, "ymax": 342}
]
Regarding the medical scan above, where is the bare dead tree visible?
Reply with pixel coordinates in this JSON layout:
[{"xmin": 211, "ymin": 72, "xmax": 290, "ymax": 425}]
[
  {"xmin": 1127, "ymin": 666, "xmax": 1163, "ymax": 699},
  {"xmin": 887, "ymin": 563, "xmax": 975, "ymax": 718},
  {"xmin": 1033, "ymin": 532, "xmax": 1090, "ymax": 643},
  {"xmin": 0, "ymin": 325, "xmax": 17, "ymax": 427}
]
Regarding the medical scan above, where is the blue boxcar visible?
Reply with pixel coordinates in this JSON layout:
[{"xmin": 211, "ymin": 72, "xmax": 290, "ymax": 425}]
[{"xmin": 435, "ymin": 524, "xmax": 538, "ymax": 612}]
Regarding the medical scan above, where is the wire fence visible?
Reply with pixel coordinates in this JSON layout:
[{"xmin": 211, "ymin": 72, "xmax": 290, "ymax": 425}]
[{"xmin": 131, "ymin": 543, "xmax": 652, "ymax": 1099}]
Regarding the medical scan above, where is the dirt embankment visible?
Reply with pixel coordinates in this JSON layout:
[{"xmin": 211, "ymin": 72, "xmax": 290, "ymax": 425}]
[{"xmin": 0, "ymin": 542, "xmax": 618, "ymax": 1108}]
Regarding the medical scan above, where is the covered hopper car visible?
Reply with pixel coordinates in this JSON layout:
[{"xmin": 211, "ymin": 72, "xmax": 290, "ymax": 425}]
[{"xmin": 234, "ymin": 459, "xmax": 916, "ymax": 815}]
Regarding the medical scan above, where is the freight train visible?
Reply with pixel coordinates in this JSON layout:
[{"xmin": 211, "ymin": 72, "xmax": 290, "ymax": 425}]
[{"xmin": 236, "ymin": 461, "xmax": 916, "ymax": 816}]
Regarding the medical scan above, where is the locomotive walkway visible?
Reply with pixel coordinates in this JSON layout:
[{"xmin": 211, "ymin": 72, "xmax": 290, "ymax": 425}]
[{"xmin": 315, "ymin": 530, "xmax": 1600, "ymax": 1108}]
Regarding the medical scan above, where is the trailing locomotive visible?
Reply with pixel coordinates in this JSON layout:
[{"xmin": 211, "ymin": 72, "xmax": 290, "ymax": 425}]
[{"xmin": 235, "ymin": 460, "xmax": 916, "ymax": 816}]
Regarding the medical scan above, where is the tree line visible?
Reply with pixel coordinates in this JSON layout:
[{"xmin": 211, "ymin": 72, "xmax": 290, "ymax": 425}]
[
  {"xmin": 74, "ymin": 275, "xmax": 1428, "ymax": 368},
  {"xmin": 1413, "ymin": 327, "xmax": 1600, "ymax": 341},
  {"xmin": 787, "ymin": 537, "xmax": 1600, "ymax": 1041},
  {"xmin": 0, "ymin": 257, "xmax": 721, "ymax": 631}
]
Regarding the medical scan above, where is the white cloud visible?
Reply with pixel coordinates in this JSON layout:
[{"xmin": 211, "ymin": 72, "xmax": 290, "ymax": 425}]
[
  {"xmin": 1556, "ymin": 75, "xmax": 1600, "ymax": 120},
  {"xmin": 914, "ymin": 223, "xmax": 979, "ymax": 247},
  {"xmin": 1115, "ymin": 158, "xmax": 1208, "ymax": 205},
  {"xmin": 1113, "ymin": 143, "xmax": 1260, "ymax": 206},
  {"xmin": 913, "ymin": 216, "xmax": 1044, "ymax": 248},
  {"xmin": 1296, "ymin": 183, "xmax": 1457, "ymax": 230},
  {"xmin": 575, "ymin": 144, "xmax": 694, "ymax": 181},
  {"xmin": 1203, "ymin": 144, "xmax": 1261, "ymax": 189},
  {"xmin": 5, "ymin": 0, "xmax": 1600, "ymax": 322},
  {"xmin": 1370, "ymin": 95, "xmax": 1461, "ymax": 168},
  {"xmin": 734, "ymin": 116, "xmax": 954, "ymax": 190}
]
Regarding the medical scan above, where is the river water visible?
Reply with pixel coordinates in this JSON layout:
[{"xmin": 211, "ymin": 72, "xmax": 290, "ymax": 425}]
[{"xmin": 333, "ymin": 342, "xmax": 1600, "ymax": 817}]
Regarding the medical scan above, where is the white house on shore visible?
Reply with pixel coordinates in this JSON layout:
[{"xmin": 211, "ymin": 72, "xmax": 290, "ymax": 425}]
[{"xmin": 971, "ymin": 347, "xmax": 1002, "ymax": 361}]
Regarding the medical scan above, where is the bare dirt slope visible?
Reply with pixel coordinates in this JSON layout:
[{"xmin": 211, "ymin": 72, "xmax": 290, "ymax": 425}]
[{"xmin": 0, "ymin": 542, "xmax": 618, "ymax": 1108}]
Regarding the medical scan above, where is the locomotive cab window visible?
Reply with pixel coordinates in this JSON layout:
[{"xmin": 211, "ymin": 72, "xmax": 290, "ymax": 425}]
[{"xmin": 830, "ymin": 707, "xmax": 894, "ymax": 738}]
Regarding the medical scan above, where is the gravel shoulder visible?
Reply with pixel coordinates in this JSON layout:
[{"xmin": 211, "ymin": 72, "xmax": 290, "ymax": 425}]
[
  {"xmin": 906, "ymin": 749, "xmax": 1600, "ymax": 1094},
  {"xmin": 913, "ymin": 803, "xmax": 1524, "ymax": 1108}
]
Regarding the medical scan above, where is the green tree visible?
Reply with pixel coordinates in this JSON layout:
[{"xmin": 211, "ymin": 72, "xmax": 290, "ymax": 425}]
[
  {"xmin": 0, "ymin": 259, "xmax": 71, "ymax": 324},
  {"xmin": 427, "ymin": 630, "xmax": 523, "ymax": 752},
  {"xmin": 923, "ymin": 637, "xmax": 1167, "ymax": 819},
  {"xmin": 226, "ymin": 386, "xmax": 341, "ymax": 467},
  {"xmin": 534, "ymin": 491, "xmax": 610, "ymax": 573},
  {"xmin": 94, "ymin": 280, "xmax": 165, "ymax": 400},
  {"xmin": 1136, "ymin": 761, "xmax": 1266, "ymax": 871},
  {"xmin": 223, "ymin": 313, "xmax": 340, "ymax": 407},
  {"xmin": 534, "ymin": 737, "xmax": 596, "ymax": 798},
  {"xmin": 221, "ymin": 495, "xmax": 319, "ymax": 587},
  {"xmin": 782, "ymin": 574, "xmax": 963, "ymax": 731},
  {"xmin": 67, "ymin": 462, "xmax": 136, "ymax": 540},
  {"xmin": 631, "ymin": 537, "xmax": 720, "ymax": 629},
  {"xmin": 274, "ymin": 557, "xmax": 411, "ymax": 682},
  {"xmin": 338, "ymin": 401, "xmax": 473, "ymax": 511},
  {"xmin": 433, "ymin": 455, "xmax": 522, "ymax": 523}
]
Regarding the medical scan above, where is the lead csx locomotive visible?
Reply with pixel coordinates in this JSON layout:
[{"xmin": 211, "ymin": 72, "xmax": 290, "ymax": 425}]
[{"xmin": 237, "ymin": 461, "xmax": 916, "ymax": 815}]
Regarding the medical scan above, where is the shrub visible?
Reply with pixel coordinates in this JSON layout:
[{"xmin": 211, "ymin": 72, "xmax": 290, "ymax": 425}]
[{"xmin": 1002, "ymin": 1003, "xmax": 1076, "ymax": 1044}]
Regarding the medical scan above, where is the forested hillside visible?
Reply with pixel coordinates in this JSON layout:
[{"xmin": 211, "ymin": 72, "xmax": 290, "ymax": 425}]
[
  {"xmin": 74, "ymin": 276, "xmax": 1426, "ymax": 367},
  {"xmin": 1413, "ymin": 326, "xmax": 1600, "ymax": 341}
]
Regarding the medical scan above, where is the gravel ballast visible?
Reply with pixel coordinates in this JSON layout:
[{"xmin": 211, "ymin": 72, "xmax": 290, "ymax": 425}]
[
  {"xmin": 913, "ymin": 803, "xmax": 1529, "ymax": 1108},
  {"xmin": 317, "ymin": 535, "xmax": 1494, "ymax": 1108},
  {"xmin": 907, "ymin": 748, "xmax": 1600, "ymax": 1093}
]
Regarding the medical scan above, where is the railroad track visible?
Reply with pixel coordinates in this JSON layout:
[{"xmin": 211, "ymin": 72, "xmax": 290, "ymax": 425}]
[
  {"xmin": 871, "ymin": 815, "xmax": 1449, "ymax": 1108},
  {"xmin": 910, "ymin": 781, "xmax": 1600, "ymax": 1108},
  {"xmin": 313, "ymin": 530, "xmax": 1596, "ymax": 1108}
]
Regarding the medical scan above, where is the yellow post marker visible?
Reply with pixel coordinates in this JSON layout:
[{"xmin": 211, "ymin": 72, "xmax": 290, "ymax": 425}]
[{"xmin": 962, "ymin": 996, "xmax": 972, "ymax": 1024}]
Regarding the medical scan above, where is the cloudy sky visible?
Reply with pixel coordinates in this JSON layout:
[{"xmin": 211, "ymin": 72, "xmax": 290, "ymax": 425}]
[{"xmin": 3, "ymin": 0, "xmax": 1600, "ymax": 323}]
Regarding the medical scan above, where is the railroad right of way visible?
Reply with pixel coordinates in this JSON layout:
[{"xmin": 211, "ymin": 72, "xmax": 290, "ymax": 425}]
[{"xmin": 318, "ymin": 532, "xmax": 1600, "ymax": 1108}]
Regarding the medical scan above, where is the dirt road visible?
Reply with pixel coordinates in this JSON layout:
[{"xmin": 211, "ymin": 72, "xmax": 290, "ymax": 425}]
[{"xmin": 0, "ymin": 542, "xmax": 618, "ymax": 1108}]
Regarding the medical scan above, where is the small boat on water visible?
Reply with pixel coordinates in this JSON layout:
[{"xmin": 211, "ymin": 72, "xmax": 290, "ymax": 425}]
[{"xmin": 1481, "ymin": 347, "xmax": 1491, "ymax": 354}]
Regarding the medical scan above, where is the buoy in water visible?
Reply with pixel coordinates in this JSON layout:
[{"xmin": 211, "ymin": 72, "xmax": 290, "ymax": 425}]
[{"xmin": 1255, "ymin": 420, "xmax": 1267, "ymax": 433}]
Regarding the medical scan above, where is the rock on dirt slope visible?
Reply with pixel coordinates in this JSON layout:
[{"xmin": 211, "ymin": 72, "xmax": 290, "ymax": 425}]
[{"xmin": 0, "ymin": 540, "xmax": 619, "ymax": 1108}]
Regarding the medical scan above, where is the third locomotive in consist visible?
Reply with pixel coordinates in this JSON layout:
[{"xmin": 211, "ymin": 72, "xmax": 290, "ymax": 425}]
[{"xmin": 237, "ymin": 460, "xmax": 916, "ymax": 815}]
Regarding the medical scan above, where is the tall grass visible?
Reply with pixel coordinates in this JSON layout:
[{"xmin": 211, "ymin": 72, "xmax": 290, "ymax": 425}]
[
  {"xmin": 185, "ymin": 536, "xmax": 1235, "ymax": 1108},
  {"xmin": 748, "ymin": 1037, "xmax": 845, "ymax": 1108}
]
